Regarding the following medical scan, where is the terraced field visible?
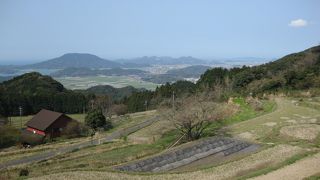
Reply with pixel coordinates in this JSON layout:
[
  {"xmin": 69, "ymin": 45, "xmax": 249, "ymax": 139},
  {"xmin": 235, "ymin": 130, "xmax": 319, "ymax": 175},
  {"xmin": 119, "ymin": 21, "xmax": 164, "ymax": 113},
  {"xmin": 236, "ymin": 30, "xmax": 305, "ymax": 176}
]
[
  {"xmin": 1, "ymin": 97, "xmax": 320, "ymax": 179},
  {"xmin": 0, "ymin": 111, "xmax": 157, "ymax": 166}
]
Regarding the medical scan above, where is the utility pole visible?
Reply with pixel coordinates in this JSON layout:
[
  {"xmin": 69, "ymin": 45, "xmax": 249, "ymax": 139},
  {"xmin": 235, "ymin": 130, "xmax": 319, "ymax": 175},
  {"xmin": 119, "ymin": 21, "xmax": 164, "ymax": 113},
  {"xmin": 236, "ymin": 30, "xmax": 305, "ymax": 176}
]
[
  {"xmin": 172, "ymin": 91, "xmax": 175, "ymax": 110},
  {"xmin": 19, "ymin": 106, "xmax": 23, "ymax": 129},
  {"xmin": 144, "ymin": 100, "xmax": 148, "ymax": 111},
  {"xmin": 90, "ymin": 99, "xmax": 94, "ymax": 110},
  {"xmin": 172, "ymin": 91, "xmax": 175, "ymax": 121}
]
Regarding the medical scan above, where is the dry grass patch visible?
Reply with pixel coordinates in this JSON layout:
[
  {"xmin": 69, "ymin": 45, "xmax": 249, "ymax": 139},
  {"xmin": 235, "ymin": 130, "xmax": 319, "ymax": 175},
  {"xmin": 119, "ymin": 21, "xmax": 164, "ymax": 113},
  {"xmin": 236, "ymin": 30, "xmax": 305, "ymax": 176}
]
[
  {"xmin": 128, "ymin": 119, "xmax": 174, "ymax": 144},
  {"xmin": 236, "ymin": 131, "xmax": 257, "ymax": 141},
  {"xmin": 280, "ymin": 124, "xmax": 320, "ymax": 141},
  {"xmin": 251, "ymin": 152, "xmax": 320, "ymax": 180},
  {"xmin": 29, "ymin": 144, "xmax": 303, "ymax": 180}
]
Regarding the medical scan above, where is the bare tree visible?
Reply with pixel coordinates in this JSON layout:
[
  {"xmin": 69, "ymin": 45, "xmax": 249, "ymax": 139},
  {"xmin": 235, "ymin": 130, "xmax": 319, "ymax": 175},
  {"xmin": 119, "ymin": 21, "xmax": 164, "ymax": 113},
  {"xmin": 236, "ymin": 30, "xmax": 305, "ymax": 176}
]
[{"xmin": 162, "ymin": 93, "xmax": 219, "ymax": 141}]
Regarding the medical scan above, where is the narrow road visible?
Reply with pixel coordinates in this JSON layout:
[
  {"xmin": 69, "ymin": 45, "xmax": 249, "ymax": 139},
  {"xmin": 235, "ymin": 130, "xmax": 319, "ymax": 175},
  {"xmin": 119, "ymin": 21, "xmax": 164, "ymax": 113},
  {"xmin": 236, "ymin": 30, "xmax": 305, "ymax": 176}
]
[{"xmin": 0, "ymin": 116, "xmax": 159, "ymax": 170}]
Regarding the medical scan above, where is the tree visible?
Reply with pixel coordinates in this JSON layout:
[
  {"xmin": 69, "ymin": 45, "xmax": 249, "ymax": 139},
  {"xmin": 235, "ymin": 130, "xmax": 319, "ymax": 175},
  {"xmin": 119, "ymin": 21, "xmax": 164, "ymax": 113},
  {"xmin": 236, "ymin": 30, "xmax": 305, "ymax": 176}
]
[
  {"xmin": 0, "ymin": 125, "xmax": 20, "ymax": 148},
  {"xmin": 162, "ymin": 94, "xmax": 220, "ymax": 141},
  {"xmin": 61, "ymin": 120, "xmax": 89, "ymax": 138},
  {"xmin": 85, "ymin": 109, "xmax": 112, "ymax": 130},
  {"xmin": 111, "ymin": 104, "xmax": 128, "ymax": 116}
]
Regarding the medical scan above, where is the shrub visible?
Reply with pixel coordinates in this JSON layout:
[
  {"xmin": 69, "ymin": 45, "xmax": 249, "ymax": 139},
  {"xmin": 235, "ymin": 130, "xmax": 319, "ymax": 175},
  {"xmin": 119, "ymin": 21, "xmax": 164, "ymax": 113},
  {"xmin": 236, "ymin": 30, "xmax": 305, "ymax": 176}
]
[
  {"xmin": 0, "ymin": 125, "xmax": 20, "ymax": 149},
  {"xmin": 111, "ymin": 104, "xmax": 128, "ymax": 116},
  {"xmin": 19, "ymin": 169, "xmax": 29, "ymax": 176},
  {"xmin": 61, "ymin": 120, "xmax": 89, "ymax": 138},
  {"xmin": 85, "ymin": 109, "xmax": 112, "ymax": 130}
]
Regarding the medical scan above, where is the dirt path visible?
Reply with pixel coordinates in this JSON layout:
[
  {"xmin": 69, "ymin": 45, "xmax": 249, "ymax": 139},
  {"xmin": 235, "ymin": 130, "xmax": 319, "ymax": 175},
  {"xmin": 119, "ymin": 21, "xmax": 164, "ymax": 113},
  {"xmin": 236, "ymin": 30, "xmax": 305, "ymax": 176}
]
[{"xmin": 251, "ymin": 152, "xmax": 320, "ymax": 180}]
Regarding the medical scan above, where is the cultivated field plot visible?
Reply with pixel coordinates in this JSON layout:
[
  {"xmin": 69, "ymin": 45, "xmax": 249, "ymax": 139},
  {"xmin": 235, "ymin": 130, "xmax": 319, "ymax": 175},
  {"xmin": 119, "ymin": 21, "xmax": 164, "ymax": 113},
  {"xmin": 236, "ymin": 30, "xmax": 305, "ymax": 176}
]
[{"xmin": 54, "ymin": 76, "xmax": 159, "ymax": 90}]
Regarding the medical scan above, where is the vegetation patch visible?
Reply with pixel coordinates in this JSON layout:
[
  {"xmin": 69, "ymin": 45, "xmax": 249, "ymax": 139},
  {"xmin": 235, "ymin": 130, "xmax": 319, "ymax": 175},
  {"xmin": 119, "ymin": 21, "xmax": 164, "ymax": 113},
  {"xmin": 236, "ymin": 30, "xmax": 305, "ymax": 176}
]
[{"xmin": 280, "ymin": 124, "xmax": 320, "ymax": 141}]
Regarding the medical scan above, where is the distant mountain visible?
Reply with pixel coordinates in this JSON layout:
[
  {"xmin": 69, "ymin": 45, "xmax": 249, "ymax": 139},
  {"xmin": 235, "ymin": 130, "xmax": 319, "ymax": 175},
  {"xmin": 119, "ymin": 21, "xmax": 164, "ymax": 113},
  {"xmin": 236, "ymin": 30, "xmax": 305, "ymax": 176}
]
[
  {"xmin": 51, "ymin": 67, "xmax": 147, "ymax": 77},
  {"xmin": 23, "ymin": 53, "xmax": 122, "ymax": 69},
  {"xmin": 166, "ymin": 65, "xmax": 212, "ymax": 78},
  {"xmin": 118, "ymin": 56, "xmax": 207, "ymax": 65},
  {"xmin": 82, "ymin": 85, "xmax": 144, "ymax": 101}
]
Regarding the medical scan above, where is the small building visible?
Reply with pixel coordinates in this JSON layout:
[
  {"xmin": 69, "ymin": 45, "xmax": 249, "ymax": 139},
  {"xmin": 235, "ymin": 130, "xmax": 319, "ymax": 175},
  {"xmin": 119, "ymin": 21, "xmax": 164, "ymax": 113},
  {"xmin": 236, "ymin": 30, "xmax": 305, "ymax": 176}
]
[{"xmin": 26, "ymin": 109, "xmax": 73, "ymax": 138}]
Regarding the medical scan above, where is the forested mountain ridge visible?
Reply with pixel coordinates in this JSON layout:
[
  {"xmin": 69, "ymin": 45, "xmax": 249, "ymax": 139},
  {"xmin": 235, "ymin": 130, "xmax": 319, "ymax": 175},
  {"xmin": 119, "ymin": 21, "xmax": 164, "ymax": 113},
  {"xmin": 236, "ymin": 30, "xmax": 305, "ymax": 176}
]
[
  {"xmin": 197, "ymin": 45, "xmax": 320, "ymax": 94},
  {"xmin": 0, "ymin": 72, "xmax": 87, "ymax": 116},
  {"xmin": 166, "ymin": 65, "xmax": 212, "ymax": 78},
  {"xmin": 81, "ymin": 85, "xmax": 144, "ymax": 101},
  {"xmin": 125, "ymin": 45, "xmax": 320, "ymax": 113}
]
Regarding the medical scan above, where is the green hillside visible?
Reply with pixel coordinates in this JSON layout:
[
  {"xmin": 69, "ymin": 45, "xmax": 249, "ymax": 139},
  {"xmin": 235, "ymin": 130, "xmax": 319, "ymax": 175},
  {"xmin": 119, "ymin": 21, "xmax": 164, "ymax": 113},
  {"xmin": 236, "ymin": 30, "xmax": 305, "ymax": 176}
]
[
  {"xmin": 0, "ymin": 72, "xmax": 87, "ymax": 116},
  {"xmin": 82, "ymin": 85, "xmax": 144, "ymax": 101},
  {"xmin": 197, "ymin": 45, "xmax": 320, "ymax": 94}
]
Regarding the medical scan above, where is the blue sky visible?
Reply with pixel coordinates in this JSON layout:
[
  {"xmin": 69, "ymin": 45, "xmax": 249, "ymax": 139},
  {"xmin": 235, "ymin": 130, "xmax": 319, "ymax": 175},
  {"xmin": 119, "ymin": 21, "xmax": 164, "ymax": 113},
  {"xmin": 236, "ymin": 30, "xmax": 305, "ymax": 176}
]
[{"xmin": 0, "ymin": 0, "xmax": 319, "ymax": 63}]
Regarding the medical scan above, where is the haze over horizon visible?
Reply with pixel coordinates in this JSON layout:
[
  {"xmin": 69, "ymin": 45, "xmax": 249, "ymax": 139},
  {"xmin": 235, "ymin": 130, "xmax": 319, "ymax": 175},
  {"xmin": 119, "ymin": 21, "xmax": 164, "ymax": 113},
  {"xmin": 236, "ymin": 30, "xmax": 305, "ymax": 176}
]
[{"xmin": 0, "ymin": 0, "xmax": 319, "ymax": 63}]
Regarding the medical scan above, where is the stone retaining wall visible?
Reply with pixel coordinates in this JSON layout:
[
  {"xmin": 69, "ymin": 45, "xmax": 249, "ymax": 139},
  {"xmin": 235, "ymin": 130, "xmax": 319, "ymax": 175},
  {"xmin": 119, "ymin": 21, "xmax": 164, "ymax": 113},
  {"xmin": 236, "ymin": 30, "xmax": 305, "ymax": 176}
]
[{"xmin": 115, "ymin": 137, "xmax": 256, "ymax": 172}]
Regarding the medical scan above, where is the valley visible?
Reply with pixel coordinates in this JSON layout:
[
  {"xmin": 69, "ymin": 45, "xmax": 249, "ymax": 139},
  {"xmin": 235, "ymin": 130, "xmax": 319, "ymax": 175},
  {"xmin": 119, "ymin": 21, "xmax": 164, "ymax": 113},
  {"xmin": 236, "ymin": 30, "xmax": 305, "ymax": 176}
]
[
  {"xmin": 1, "ymin": 1, "xmax": 319, "ymax": 179},
  {"xmin": 55, "ymin": 75, "xmax": 159, "ymax": 90}
]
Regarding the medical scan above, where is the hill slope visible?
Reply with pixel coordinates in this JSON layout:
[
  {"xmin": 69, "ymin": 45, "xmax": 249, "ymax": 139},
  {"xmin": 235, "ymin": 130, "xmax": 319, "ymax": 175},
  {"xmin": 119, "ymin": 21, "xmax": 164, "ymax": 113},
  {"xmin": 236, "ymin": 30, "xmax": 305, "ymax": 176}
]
[
  {"xmin": 23, "ymin": 53, "xmax": 122, "ymax": 69},
  {"xmin": 167, "ymin": 65, "xmax": 212, "ymax": 78},
  {"xmin": 83, "ymin": 85, "xmax": 144, "ymax": 101},
  {"xmin": 0, "ymin": 72, "xmax": 87, "ymax": 116},
  {"xmin": 197, "ymin": 45, "xmax": 320, "ymax": 94}
]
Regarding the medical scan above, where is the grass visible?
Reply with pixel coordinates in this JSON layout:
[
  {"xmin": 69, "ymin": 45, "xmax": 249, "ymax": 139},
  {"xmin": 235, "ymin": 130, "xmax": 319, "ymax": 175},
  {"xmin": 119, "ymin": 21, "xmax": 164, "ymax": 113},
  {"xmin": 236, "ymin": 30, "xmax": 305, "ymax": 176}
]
[
  {"xmin": 298, "ymin": 98, "xmax": 320, "ymax": 111},
  {"xmin": 223, "ymin": 97, "xmax": 276, "ymax": 125},
  {"xmin": 228, "ymin": 98, "xmax": 320, "ymax": 144},
  {"xmin": 105, "ymin": 110, "xmax": 157, "ymax": 135},
  {"xmin": 305, "ymin": 174, "xmax": 320, "ymax": 180},
  {"xmin": 237, "ymin": 151, "xmax": 317, "ymax": 180},
  {"xmin": 55, "ymin": 76, "xmax": 159, "ymax": 90},
  {"xmin": 204, "ymin": 97, "xmax": 276, "ymax": 137}
]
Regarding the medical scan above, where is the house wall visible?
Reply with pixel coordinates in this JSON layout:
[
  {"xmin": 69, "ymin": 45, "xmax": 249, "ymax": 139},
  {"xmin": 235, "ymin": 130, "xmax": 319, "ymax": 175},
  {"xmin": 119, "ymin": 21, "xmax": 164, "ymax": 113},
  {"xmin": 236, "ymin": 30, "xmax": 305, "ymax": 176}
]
[
  {"xmin": 46, "ymin": 115, "xmax": 72, "ymax": 138},
  {"xmin": 26, "ymin": 127, "xmax": 46, "ymax": 136}
]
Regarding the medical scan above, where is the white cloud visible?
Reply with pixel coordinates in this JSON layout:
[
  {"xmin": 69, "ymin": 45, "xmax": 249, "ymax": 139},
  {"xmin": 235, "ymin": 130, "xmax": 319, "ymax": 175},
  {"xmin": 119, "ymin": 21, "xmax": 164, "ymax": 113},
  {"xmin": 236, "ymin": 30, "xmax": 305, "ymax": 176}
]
[{"xmin": 289, "ymin": 19, "xmax": 308, "ymax": 27}]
